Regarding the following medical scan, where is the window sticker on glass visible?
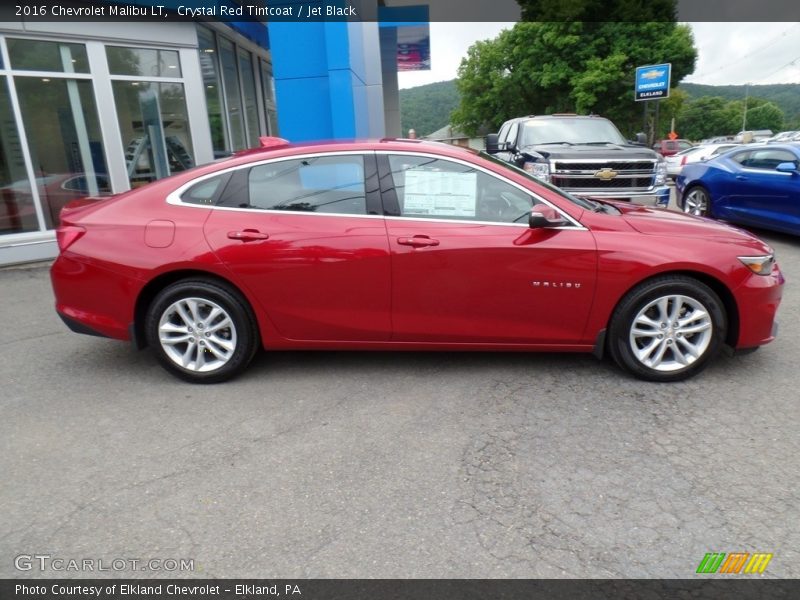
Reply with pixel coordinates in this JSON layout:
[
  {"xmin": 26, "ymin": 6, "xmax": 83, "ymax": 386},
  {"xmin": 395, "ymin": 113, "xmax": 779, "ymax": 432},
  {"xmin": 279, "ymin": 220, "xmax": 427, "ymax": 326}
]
[{"xmin": 403, "ymin": 170, "xmax": 477, "ymax": 217}]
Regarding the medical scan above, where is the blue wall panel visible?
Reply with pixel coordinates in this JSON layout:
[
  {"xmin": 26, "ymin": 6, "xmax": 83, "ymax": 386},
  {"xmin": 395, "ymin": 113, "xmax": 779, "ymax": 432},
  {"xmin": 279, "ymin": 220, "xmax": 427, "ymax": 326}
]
[{"xmin": 267, "ymin": 2, "xmax": 380, "ymax": 142}]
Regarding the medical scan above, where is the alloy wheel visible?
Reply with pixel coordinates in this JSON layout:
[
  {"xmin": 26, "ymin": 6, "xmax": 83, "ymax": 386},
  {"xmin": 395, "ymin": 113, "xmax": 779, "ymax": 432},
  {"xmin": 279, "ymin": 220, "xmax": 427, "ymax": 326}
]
[
  {"xmin": 628, "ymin": 294, "xmax": 713, "ymax": 372},
  {"xmin": 158, "ymin": 297, "xmax": 238, "ymax": 373}
]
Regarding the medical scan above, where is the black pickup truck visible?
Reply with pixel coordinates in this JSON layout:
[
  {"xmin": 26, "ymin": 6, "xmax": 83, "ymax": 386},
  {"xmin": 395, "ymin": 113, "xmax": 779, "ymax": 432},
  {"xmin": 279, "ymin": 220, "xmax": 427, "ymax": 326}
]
[{"xmin": 486, "ymin": 114, "xmax": 670, "ymax": 207}]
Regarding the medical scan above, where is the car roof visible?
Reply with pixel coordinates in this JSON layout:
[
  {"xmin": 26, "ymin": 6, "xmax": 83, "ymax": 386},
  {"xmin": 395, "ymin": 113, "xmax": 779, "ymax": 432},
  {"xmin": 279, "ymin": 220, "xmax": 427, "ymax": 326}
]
[
  {"xmin": 228, "ymin": 138, "xmax": 476, "ymax": 161},
  {"xmin": 178, "ymin": 138, "xmax": 481, "ymax": 181}
]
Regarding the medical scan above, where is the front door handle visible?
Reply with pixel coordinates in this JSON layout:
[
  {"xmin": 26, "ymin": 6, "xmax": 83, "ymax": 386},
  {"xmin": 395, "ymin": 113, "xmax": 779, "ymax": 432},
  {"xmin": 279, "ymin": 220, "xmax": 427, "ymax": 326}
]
[
  {"xmin": 227, "ymin": 229, "xmax": 270, "ymax": 242},
  {"xmin": 397, "ymin": 235, "xmax": 440, "ymax": 248},
  {"xmin": 736, "ymin": 175, "xmax": 748, "ymax": 181}
]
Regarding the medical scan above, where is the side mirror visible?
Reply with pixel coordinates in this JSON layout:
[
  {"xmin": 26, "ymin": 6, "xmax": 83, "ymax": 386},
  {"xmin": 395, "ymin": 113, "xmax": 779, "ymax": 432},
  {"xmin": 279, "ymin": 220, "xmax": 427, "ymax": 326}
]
[
  {"xmin": 776, "ymin": 162, "xmax": 798, "ymax": 174},
  {"xmin": 635, "ymin": 132, "xmax": 647, "ymax": 145},
  {"xmin": 485, "ymin": 133, "xmax": 501, "ymax": 154},
  {"xmin": 529, "ymin": 205, "xmax": 568, "ymax": 229}
]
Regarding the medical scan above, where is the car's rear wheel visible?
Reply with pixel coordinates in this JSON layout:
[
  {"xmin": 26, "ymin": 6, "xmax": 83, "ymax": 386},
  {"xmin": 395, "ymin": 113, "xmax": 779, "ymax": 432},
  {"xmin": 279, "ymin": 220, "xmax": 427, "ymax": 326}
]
[
  {"xmin": 145, "ymin": 279, "xmax": 259, "ymax": 383},
  {"xmin": 682, "ymin": 186, "xmax": 710, "ymax": 217},
  {"xmin": 608, "ymin": 276, "xmax": 727, "ymax": 382}
]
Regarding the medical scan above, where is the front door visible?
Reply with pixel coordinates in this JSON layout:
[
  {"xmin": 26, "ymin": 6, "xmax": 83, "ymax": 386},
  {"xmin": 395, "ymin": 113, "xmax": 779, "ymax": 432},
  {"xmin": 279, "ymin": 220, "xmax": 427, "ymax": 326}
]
[{"xmin": 379, "ymin": 153, "xmax": 598, "ymax": 345}]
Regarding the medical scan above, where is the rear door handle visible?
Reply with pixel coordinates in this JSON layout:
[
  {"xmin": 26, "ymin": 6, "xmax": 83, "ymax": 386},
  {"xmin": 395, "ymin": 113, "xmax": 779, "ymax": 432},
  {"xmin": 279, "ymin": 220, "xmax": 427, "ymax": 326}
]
[
  {"xmin": 397, "ymin": 235, "xmax": 440, "ymax": 248},
  {"xmin": 736, "ymin": 175, "xmax": 748, "ymax": 181},
  {"xmin": 227, "ymin": 229, "xmax": 270, "ymax": 242}
]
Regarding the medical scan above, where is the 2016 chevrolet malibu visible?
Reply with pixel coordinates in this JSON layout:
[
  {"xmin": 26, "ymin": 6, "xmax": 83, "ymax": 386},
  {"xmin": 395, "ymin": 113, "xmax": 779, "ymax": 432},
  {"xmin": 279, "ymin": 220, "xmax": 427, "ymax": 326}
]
[{"xmin": 50, "ymin": 139, "xmax": 784, "ymax": 383}]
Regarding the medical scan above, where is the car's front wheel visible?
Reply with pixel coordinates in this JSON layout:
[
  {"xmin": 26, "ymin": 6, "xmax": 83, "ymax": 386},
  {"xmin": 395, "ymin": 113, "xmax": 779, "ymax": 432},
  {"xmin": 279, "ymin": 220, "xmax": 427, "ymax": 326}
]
[
  {"xmin": 682, "ymin": 185, "xmax": 710, "ymax": 217},
  {"xmin": 608, "ymin": 276, "xmax": 727, "ymax": 382},
  {"xmin": 145, "ymin": 279, "xmax": 259, "ymax": 383}
]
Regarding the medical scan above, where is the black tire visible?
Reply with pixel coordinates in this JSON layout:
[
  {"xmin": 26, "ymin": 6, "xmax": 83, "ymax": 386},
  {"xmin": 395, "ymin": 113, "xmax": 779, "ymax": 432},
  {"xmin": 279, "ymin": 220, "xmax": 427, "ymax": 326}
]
[
  {"xmin": 144, "ymin": 279, "xmax": 260, "ymax": 383},
  {"xmin": 608, "ymin": 275, "xmax": 727, "ymax": 382},
  {"xmin": 681, "ymin": 185, "xmax": 711, "ymax": 217}
]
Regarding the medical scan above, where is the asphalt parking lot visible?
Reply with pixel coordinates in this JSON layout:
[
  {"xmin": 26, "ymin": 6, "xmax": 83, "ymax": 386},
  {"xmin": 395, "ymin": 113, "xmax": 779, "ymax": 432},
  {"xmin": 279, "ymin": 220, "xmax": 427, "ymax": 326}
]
[{"xmin": 2, "ymin": 216, "xmax": 799, "ymax": 579}]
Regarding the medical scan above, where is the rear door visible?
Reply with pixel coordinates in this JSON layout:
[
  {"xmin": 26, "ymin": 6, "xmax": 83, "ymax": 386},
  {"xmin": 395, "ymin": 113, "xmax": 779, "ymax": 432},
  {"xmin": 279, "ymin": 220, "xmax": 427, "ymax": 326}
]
[
  {"xmin": 202, "ymin": 152, "xmax": 392, "ymax": 341},
  {"xmin": 378, "ymin": 152, "xmax": 598, "ymax": 345}
]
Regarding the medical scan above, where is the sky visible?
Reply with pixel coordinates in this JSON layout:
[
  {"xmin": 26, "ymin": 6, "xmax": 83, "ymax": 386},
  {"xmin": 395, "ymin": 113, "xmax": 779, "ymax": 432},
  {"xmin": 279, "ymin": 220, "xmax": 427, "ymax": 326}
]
[{"xmin": 397, "ymin": 22, "xmax": 800, "ymax": 89}]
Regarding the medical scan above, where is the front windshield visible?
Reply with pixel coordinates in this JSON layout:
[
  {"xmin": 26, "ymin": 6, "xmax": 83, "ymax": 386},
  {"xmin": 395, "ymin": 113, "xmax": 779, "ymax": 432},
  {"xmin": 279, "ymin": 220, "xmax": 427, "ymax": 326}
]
[
  {"xmin": 478, "ymin": 151, "xmax": 596, "ymax": 211},
  {"xmin": 520, "ymin": 118, "xmax": 627, "ymax": 146}
]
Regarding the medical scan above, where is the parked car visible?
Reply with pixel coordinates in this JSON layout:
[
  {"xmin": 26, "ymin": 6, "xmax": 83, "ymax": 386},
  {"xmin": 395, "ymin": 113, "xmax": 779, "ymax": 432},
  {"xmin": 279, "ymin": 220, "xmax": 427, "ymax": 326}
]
[
  {"xmin": 734, "ymin": 130, "xmax": 774, "ymax": 143},
  {"xmin": 665, "ymin": 143, "xmax": 740, "ymax": 179},
  {"xmin": 766, "ymin": 131, "xmax": 798, "ymax": 143},
  {"xmin": 486, "ymin": 114, "xmax": 670, "ymax": 207},
  {"xmin": 676, "ymin": 143, "xmax": 800, "ymax": 235},
  {"xmin": 653, "ymin": 139, "xmax": 693, "ymax": 157},
  {"xmin": 51, "ymin": 138, "xmax": 783, "ymax": 383},
  {"xmin": 699, "ymin": 136, "xmax": 735, "ymax": 145}
]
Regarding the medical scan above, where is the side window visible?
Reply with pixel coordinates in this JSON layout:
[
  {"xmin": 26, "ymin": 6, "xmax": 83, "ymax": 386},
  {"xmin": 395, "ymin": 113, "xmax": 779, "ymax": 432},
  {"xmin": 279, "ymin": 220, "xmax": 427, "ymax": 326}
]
[
  {"xmin": 729, "ymin": 150, "xmax": 753, "ymax": 166},
  {"xmin": 505, "ymin": 122, "xmax": 520, "ymax": 149},
  {"xmin": 737, "ymin": 149, "xmax": 797, "ymax": 170},
  {"xmin": 181, "ymin": 174, "xmax": 228, "ymax": 206},
  {"xmin": 386, "ymin": 155, "xmax": 544, "ymax": 224},
  {"xmin": 247, "ymin": 155, "xmax": 366, "ymax": 214},
  {"xmin": 497, "ymin": 122, "xmax": 512, "ymax": 145},
  {"xmin": 678, "ymin": 140, "xmax": 693, "ymax": 151}
]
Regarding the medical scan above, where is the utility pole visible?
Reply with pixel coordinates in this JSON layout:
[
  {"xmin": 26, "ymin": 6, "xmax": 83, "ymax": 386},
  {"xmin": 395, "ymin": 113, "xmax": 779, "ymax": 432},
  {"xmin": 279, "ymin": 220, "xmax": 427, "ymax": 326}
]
[{"xmin": 741, "ymin": 83, "xmax": 751, "ymax": 133}]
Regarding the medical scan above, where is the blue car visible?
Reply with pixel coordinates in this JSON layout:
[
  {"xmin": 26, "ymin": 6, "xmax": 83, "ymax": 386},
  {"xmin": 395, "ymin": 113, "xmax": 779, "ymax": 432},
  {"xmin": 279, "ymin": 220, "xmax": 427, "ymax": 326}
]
[{"xmin": 676, "ymin": 143, "xmax": 800, "ymax": 235}]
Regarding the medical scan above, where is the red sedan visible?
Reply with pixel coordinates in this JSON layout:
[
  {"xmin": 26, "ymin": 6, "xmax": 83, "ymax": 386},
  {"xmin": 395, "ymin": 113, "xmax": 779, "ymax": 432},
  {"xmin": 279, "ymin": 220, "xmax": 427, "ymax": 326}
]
[{"xmin": 51, "ymin": 139, "xmax": 783, "ymax": 383}]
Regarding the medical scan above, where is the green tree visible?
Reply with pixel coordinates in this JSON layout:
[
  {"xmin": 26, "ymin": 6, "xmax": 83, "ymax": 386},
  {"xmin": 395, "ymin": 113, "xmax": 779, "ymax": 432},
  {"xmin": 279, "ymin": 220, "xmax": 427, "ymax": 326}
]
[
  {"xmin": 733, "ymin": 98, "xmax": 785, "ymax": 133},
  {"xmin": 452, "ymin": 7, "xmax": 696, "ymax": 137},
  {"xmin": 676, "ymin": 96, "xmax": 739, "ymax": 141},
  {"xmin": 677, "ymin": 96, "xmax": 785, "ymax": 141}
]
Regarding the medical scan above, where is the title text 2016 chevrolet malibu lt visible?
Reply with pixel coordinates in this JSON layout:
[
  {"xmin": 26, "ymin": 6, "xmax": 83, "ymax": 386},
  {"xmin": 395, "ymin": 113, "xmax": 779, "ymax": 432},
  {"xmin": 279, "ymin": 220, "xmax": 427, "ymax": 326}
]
[{"xmin": 50, "ymin": 139, "xmax": 784, "ymax": 383}]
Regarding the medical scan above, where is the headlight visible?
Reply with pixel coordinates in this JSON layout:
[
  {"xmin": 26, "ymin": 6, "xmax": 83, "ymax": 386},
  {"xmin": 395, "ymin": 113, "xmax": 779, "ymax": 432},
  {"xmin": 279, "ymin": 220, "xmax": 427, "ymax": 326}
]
[
  {"xmin": 738, "ymin": 255, "xmax": 775, "ymax": 275},
  {"xmin": 654, "ymin": 159, "xmax": 668, "ymax": 186},
  {"xmin": 523, "ymin": 161, "xmax": 550, "ymax": 183}
]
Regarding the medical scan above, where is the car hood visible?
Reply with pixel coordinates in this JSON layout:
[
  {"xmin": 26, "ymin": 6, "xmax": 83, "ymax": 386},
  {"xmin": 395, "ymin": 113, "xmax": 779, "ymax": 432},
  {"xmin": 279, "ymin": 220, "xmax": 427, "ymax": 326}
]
[
  {"xmin": 612, "ymin": 202, "xmax": 771, "ymax": 249},
  {"xmin": 519, "ymin": 144, "xmax": 659, "ymax": 160}
]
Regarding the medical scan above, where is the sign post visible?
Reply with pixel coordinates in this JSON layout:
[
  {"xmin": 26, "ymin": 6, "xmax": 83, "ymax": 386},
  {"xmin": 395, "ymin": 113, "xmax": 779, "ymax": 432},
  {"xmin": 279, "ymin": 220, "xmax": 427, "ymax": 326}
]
[{"xmin": 635, "ymin": 63, "xmax": 671, "ymax": 145}]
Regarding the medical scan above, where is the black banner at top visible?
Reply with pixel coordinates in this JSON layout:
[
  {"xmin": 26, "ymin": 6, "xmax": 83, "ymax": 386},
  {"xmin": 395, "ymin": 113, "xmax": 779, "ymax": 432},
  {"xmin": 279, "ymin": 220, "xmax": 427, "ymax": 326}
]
[{"xmin": 1, "ymin": 0, "xmax": 800, "ymax": 23}]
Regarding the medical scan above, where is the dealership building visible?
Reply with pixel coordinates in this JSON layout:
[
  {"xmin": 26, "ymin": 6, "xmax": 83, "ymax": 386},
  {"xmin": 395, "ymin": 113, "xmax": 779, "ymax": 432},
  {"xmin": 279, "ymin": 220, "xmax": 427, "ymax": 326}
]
[{"xmin": 0, "ymin": 1, "xmax": 430, "ymax": 265}]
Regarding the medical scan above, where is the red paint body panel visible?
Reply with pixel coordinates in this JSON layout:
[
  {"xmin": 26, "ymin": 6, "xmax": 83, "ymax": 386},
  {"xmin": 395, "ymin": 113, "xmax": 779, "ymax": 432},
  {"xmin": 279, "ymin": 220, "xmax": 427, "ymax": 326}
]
[
  {"xmin": 49, "ymin": 140, "xmax": 783, "ymax": 361},
  {"xmin": 385, "ymin": 219, "xmax": 597, "ymax": 343},
  {"xmin": 203, "ymin": 210, "xmax": 392, "ymax": 341}
]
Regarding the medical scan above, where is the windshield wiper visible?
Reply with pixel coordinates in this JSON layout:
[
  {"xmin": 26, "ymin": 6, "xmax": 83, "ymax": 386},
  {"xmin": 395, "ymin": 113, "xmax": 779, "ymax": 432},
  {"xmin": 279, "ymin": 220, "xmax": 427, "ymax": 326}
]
[{"xmin": 535, "ymin": 141, "xmax": 574, "ymax": 146}]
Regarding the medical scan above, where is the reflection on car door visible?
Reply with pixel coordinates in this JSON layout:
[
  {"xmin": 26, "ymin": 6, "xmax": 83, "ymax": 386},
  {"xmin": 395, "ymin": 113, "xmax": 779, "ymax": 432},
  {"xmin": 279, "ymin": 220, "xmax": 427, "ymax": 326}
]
[
  {"xmin": 379, "ymin": 153, "xmax": 598, "ymax": 345},
  {"xmin": 203, "ymin": 152, "xmax": 393, "ymax": 341}
]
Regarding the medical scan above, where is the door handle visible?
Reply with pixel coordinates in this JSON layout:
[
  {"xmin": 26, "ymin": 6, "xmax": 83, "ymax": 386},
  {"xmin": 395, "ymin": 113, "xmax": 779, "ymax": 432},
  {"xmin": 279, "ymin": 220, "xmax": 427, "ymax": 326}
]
[
  {"xmin": 736, "ymin": 175, "xmax": 748, "ymax": 181},
  {"xmin": 227, "ymin": 229, "xmax": 270, "ymax": 242},
  {"xmin": 397, "ymin": 235, "xmax": 440, "ymax": 248}
]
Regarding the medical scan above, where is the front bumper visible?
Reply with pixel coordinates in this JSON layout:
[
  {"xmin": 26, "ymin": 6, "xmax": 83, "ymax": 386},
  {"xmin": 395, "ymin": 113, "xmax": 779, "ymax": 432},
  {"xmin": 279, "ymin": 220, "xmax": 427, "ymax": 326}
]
[
  {"xmin": 734, "ymin": 263, "xmax": 784, "ymax": 349},
  {"xmin": 575, "ymin": 186, "xmax": 671, "ymax": 208}
]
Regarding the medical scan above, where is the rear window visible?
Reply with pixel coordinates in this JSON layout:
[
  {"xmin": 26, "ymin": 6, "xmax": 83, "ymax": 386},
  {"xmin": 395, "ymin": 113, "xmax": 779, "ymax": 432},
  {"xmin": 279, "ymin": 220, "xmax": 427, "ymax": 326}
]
[
  {"xmin": 247, "ymin": 155, "xmax": 367, "ymax": 215},
  {"xmin": 181, "ymin": 175, "xmax": 228, "ymax": 206}
]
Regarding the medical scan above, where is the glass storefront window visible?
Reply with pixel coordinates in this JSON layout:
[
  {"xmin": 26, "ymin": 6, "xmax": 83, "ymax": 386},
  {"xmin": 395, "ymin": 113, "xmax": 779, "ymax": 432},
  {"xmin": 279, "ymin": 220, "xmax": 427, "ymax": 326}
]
[
  {"xmin": 218, "ymin": 37, "xmax": 246, "ymax": 151},
  {"xmin": 106, "ymin": 46, "xmax": 181, "ymax": 78},
  {"xmin": 260, "ymin": 59, "xmax": 279, "ymax": 135},
  {"xmin": 112, "ymin": 81, "xmax": 194, "ymax": 187},
  {"xmin": 197, "ymin": 27, "xmax": 229, "ymax": 157},
  {"xmin": 7, "ymin": 39, "xmax": 89, "ymax": 73},
  {"xmin": 14, "ymin": 77, "xmax": 110, "ymax": 229},
  {"xmin": 238, "ymin": 48, "xmax": 260, "ymax": 147},
  {"xmin": 0, "ymin": 79, "xmax": 39, "ymax": 235}
]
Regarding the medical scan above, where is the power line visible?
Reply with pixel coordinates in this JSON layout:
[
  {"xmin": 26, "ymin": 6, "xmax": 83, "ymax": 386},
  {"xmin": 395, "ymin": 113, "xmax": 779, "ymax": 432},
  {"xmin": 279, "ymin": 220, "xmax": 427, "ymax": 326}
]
[
  {"xmin": 689, "ymin": 23, "xmax": 800, "ymax": 81},
  {"xmin": 752, "ymin": 57, "xmax": 800, "ymax": 84}
]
